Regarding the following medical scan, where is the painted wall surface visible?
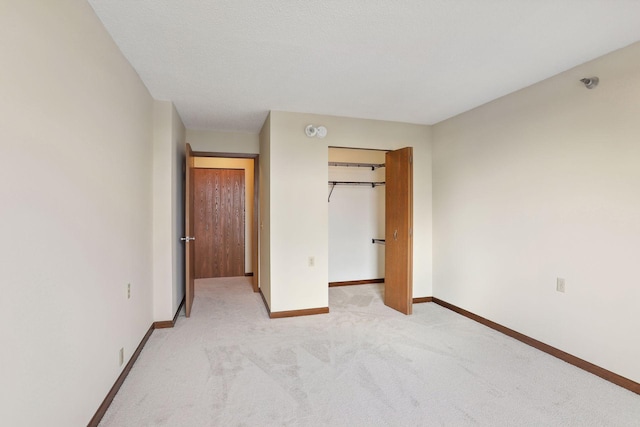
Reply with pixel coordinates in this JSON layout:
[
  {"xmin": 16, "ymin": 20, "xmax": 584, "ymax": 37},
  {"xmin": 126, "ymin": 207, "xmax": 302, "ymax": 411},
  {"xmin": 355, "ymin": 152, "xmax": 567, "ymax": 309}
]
[
  {"xmin": 193, "ymin": 157, "xmax": 255, "ymax": 273},
  {"xmin": 0, "ymin": 1, "xmax": 154, "ymax": 425},
  {"xmin": 171, "ymin": 104, "xmax": 186, "ymax": 313},
  {"xmin": 152, "ymin": 102, "xmax": 172, "ymax": 321},
  {"xmin": 153, "ymin": 101, "xmax": 186, "ymax": 322},
  {"xmin": 268, "ymin": 111, "xmax": 432, "ymax": 312},
  {"xmin": 259, "ymin": 114, "xmax": 272, "ymax": 307},
  {"xmin": 432, "ymin": 42, "xmax": 640, "ymax": 383},
  {"xmin": 328, "ymin": 148, "xmax": 385, "ymax": 282},
  {"xmin": 186, "ymin": 129, "xmax": 259, "ymax": 154},
  {"xmin": 268, "ymin": 112, "xmax": 329, "ymax": 311}
]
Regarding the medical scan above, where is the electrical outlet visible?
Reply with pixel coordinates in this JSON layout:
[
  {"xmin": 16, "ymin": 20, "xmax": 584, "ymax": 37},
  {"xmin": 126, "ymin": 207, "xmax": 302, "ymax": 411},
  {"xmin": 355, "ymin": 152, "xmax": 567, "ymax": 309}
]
[
  {"xmin": 308, "ymin": 256, "xmax": 315, "ymax": 267},
  {"xmin": 127, "ymin": 283, "xmax": 131, "ymax": 299},
  {"xmin": 556, "ymin": 278, "xmax": 566, "ymax": 293},
  {"xmin": 119, "ymin": 348, "xmax": 124, "ymax": 366}
]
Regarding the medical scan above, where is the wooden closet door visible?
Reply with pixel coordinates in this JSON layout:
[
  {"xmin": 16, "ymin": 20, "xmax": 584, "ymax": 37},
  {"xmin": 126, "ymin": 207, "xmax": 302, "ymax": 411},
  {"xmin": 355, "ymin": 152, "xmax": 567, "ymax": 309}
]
[
  {"xmin": 384, "ymin": 147, "xmax": 413, "ymax": 315},
  {"xmin": 194, "ymin": 168, "xmax": 245, "ymax": 278}
]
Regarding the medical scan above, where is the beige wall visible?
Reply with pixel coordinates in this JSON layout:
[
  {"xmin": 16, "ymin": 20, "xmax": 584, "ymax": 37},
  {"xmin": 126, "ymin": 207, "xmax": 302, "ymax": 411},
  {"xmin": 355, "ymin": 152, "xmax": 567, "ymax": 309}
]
[
  {"xmin": 432, "ymin": 42, "xmax": 640, "ymax": 383},
  {"xmin": 171, "ymin": 104, "xmax": 186, "ymax": 313},
  {"xmin": 265, "ymin": 111, "xmax": 432, "ymax": 312},
  {"xmin": 259, "ymin": 114, "xmax": 272, "ymax": 306},
  {"xmin": 153, "ymin": 101, "xmax": 186, "ymax": 322},
  {"xmin": 186, "ymin": 129, "xmax": 259, "ymax": 154},
  {"xmin": 0, "ymin": 1, "xmax": 155, "ymax": 425},
  {"xmin": 193, "ymin": 157, "xmax": 255, "ymax": 273}
]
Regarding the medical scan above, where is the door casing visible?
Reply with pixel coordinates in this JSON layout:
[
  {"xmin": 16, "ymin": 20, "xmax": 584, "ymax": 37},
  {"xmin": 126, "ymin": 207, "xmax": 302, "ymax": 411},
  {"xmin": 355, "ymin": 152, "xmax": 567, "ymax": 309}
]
[{"xmin": 185, "ymin": 144, "xmax": 195, "ymax": 317}]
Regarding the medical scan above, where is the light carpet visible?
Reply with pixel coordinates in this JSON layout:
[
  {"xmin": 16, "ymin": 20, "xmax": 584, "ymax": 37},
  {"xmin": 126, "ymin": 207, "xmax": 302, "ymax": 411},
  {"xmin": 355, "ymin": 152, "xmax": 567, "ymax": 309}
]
[{"xmin": 99, "ymin": 278, "xmax": 640, "ymax": 426}]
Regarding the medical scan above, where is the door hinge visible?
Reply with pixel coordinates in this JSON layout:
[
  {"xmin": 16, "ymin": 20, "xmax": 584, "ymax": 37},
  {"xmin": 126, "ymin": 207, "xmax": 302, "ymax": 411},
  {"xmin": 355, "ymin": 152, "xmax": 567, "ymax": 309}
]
[{"xmin": 410, "ymin": 155, "xmax": 413, "ymax": 164}]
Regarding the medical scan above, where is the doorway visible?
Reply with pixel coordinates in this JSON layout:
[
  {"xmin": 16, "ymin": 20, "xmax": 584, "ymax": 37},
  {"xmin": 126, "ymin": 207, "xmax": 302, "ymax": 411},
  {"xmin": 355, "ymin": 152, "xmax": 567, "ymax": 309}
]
[{"xmin": 184, "ymin": 147, "xmax": 259, "ymax": 318}]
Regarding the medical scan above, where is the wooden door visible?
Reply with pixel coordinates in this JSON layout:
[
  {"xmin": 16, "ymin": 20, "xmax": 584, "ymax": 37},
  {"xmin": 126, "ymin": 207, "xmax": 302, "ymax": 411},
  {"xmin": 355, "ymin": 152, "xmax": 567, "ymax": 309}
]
[
  {"xmin": 194, "ymin": 168, "xmax": 245, "ymax": 278},
  {"xmin": 384, "ymin": 147, "xmax": 413, "ymax": 315},
  {"xmin": 185, "ymin": 144, "xmax": 195, "ymax": 317}
]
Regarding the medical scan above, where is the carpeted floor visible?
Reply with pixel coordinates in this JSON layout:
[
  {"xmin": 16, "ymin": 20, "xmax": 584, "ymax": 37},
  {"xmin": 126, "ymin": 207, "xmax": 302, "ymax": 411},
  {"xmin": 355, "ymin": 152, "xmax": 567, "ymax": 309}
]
[{"xmin": 99, "ymin": 277, "xmax": 640, "ymax": 426}]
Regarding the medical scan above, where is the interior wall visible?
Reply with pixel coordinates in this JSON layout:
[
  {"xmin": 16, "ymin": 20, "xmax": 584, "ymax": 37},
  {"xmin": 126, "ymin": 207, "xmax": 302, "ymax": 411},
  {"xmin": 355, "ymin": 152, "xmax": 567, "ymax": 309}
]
[
  {"xmin": 328, "ymin": 148, "xmax": 386, "ymax": 282},
  {"xmin": 193, "ymin": 157, "xmax": 255, "ymax": 273},
  {"xmin": 186, "ymin": 129, "xmax": 259, "ymax": 154},
  {"xmin": 267, "ymin": 111, "xmax": 432, "ymax": 313},
  {"xmin": 259, "ymin": 114, "xmax": 272, "ymax": 307},
  {"xmin": 432, "ymin": 42, "xmax": 640, "ymax": 383},
  {"xmin": 0, "ymin": 2, "xmax": 155, "ymax": 425},
  {"xmin": 268, "ymin": 112, "xmax": 329, "ymax": 311},
  {"xmin": 153, "ymin": 101, "xmax": 186, "ymax": 321},
  {"xmin": 171, "ymin": 104, "xmax": 186, "ymax": 313}
]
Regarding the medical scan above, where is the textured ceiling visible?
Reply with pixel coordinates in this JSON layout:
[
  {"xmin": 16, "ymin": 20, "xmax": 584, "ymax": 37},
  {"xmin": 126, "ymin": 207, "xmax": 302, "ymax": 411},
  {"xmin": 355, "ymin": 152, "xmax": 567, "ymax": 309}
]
[{"xmin": 88, "ymin": 0, "xmax": 640, "ymax": 132}]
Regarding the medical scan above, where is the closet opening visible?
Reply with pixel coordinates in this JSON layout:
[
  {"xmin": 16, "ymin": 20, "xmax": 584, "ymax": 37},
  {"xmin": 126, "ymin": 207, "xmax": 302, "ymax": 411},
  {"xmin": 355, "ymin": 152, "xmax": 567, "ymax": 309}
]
[
  {"xmin": 327, "ymin": 146, "xmax": 414, "ymax": 315},
  {"xmin": 328, "ymin": 147, "xmax": 386, "ymax": 294}
]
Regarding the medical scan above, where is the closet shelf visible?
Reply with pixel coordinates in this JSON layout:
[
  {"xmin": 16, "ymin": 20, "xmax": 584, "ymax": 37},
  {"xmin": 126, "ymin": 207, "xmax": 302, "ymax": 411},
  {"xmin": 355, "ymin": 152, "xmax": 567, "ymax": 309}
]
[{"xmin": 328, "ymin": 161, "xmax": 385, "ymax": 170}]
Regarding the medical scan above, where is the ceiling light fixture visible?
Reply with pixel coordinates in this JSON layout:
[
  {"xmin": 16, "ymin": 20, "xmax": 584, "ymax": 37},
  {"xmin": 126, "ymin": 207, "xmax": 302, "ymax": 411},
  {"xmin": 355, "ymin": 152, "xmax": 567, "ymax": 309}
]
[
  {"xmin": 305, "ymin": 124, "xmax": 327, "ymax": 138},
  {"xmin": 580, "ymin": 77, "xmax": 599, "ymax": 89}
]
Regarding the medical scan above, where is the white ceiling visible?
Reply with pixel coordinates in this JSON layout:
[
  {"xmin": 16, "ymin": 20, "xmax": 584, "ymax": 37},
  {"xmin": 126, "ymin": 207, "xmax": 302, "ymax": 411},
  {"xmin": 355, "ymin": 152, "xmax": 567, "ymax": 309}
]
[{"xmin": 88, "ymin": 0, "xmax": 640, "ymax": 132}]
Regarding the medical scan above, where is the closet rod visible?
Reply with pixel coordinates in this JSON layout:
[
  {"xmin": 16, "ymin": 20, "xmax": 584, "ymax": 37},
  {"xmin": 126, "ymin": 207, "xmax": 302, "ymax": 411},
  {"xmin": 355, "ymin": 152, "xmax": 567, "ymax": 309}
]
[
  {"xmin": 328, "ymin": 161, "xmax": 385, "ymax": 170},
  {"xmin": 328, "ymin": 181, "xmax": 385, "ymax": 187},
  {"xmin": 327, "ymin": 181, "xmax": 385, "ymax": 202}
]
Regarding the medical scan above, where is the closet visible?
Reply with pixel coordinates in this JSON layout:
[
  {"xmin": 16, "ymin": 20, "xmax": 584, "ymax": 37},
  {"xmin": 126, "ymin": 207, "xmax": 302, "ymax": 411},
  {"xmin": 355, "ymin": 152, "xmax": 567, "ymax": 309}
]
[{"xmin": 328, "ymin": 147, "xmax": 386, "ymax": 285}]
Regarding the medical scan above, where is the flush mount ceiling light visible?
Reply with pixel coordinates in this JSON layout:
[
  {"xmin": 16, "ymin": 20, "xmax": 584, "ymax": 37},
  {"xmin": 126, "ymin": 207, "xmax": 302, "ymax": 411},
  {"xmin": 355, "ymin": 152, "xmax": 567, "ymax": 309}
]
[
  {"xmin": 305, "ymin": 124, "xmax": 327, "ymax": 138},
  {"xmin": 580, "ymin": 76, "xmax": 599, "ymax": 89}
]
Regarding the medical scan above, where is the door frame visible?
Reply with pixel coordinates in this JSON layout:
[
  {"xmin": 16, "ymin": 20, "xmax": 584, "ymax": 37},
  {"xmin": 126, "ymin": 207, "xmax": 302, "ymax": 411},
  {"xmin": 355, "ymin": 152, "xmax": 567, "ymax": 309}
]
[
  {"xmin": 191, "ymin": 151, "xmax": 260, "ymax": 293},
  {"xmin": 185, "ymin": 144, "xmax": 195, "ymax": 317}
]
